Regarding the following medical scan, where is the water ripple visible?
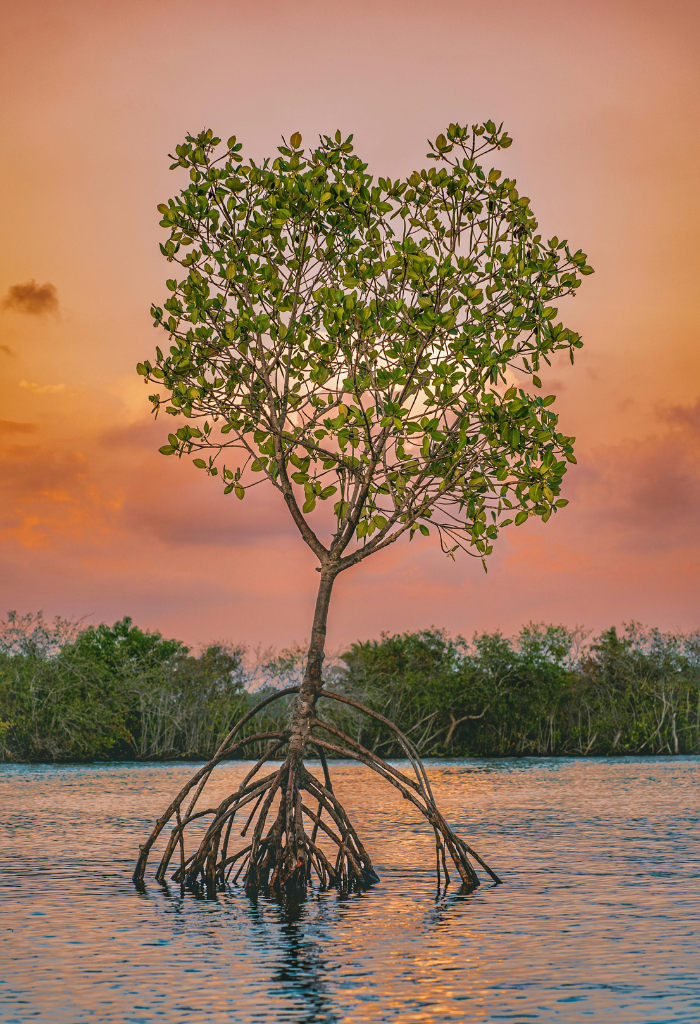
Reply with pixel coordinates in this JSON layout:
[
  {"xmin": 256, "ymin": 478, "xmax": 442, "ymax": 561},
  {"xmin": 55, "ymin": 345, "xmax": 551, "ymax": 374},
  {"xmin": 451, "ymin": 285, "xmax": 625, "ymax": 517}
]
[{"xmin": 1, "ymin": 758, "xmax": 699, "ymax": 1023}]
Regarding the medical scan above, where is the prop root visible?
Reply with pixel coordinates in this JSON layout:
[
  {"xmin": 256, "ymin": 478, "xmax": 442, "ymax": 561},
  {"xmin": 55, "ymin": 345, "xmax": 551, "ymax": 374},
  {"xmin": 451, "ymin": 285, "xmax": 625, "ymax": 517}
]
[{"xmin": 133, "ymin": 686, "xmax": 501, "ymax": 897}]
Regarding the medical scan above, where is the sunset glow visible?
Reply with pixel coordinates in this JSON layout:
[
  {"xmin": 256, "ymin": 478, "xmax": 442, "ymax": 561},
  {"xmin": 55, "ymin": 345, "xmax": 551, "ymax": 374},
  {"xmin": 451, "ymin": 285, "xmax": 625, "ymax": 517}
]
[{"xmin": 1, "ymin": 0, "xmax": 698, "ymax": 649}]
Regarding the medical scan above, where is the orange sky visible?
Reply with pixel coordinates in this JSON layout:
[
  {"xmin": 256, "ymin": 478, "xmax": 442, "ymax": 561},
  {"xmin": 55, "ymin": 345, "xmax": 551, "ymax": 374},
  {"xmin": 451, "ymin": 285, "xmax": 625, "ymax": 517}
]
[{"xmin": 1, "ymin": 0, "xmax": 699, "ymax": 650}]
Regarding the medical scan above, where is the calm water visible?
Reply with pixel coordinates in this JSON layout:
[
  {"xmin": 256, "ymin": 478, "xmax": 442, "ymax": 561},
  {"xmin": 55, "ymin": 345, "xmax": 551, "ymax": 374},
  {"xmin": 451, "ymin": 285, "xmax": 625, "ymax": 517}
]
[{"xmin": 1, "ymin": 758, "xmax": 698, "ymax": 1023}]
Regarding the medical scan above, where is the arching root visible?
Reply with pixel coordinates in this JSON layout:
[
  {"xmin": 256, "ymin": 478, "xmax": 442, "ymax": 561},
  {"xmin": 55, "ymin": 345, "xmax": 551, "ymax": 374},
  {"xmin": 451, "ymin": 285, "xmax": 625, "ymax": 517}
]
[{"xmin": 133, "ymin": 686, "xmax": 501, "ymax": 896}]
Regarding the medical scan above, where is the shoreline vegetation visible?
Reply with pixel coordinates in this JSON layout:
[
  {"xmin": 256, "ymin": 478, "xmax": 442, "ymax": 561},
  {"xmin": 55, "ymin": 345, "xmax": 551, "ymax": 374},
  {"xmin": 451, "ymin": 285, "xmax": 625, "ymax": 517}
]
[{"xmin": 1, "ymin": 612, "xmax": 698, "ymax": 764}]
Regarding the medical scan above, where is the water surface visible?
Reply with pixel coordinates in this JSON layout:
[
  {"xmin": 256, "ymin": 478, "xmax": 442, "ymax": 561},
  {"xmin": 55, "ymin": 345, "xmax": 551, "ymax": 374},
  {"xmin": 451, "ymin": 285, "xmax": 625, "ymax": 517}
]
[{"xmin": 1, "ymin": 758, "xmax": 698, "ymax": 1023}]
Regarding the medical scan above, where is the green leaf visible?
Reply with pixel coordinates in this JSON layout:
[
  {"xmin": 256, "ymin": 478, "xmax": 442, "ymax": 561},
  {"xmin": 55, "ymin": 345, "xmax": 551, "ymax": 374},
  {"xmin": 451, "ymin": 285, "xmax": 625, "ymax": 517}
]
[
  {"xmin": 235, "ymin": 484, "xmax": 245, "ymax": 499},
  {"xmin": 303, "ymin": 496, "xmax": 316, "ymax": 513},
  {"xmin": 514, "ymin": 511, "xmax": 529, "ymax": 526},
  {"xmin": 554, "ymin": 499, "xmax": 569, "ymax": 508},
  {"xmin": 532, "ymin": 375, "xmax": 542, "ymax": 388},
  {"xmin": 159, "ymin": 445, "xmax": 175, "ymax": 455},
  {"xmin": 290, "ymin": 131, "xmax": 302, "ymax": 148}
]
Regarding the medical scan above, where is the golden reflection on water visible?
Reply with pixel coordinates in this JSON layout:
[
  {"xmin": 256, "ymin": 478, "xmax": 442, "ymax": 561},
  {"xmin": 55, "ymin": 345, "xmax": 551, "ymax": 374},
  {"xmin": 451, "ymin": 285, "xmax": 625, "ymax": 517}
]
[{"xmin": 1, "ymin": 757, "xmax": 699, "ymax": 1023}]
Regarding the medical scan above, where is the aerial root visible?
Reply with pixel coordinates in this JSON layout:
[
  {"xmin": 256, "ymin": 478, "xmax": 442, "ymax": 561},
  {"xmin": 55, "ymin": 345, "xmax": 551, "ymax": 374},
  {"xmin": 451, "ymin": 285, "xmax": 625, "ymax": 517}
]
[{"xmin": 133, "ymin": 686, "xmax": 501, "ymax": 897}]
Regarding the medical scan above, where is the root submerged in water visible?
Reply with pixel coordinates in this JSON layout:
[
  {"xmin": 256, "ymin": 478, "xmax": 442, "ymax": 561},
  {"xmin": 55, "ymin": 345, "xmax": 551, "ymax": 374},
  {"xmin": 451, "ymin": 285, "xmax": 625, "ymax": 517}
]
[{"xmin": 133, "ymin": 686, "xmax": 502, "ymax": 898}]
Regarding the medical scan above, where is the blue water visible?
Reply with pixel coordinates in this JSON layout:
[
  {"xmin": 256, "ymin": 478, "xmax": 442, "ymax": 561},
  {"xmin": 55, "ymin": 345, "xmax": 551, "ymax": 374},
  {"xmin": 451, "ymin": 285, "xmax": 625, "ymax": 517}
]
[{"xmin": 1, "ymin": 758, "xmax": 698, "ymax": 1023}]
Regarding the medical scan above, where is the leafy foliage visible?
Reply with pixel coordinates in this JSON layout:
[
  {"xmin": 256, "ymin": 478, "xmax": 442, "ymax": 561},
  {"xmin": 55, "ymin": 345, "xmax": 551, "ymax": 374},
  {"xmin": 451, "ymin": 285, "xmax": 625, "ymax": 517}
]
[
  {"xmin": 0, "ymin": 616, "xmax": 247, "ymax": 762},
  {"xmin": 2, "ymin": 615, "xmax": 697, "ymax": 762},
  {"xmin": 338, "ymin": 625, "xmax": 700, "ymax": 757},
  {"xmin": 0, "ymin": 610, "xmax": 83, "ymax": 658},
  {"xmin": 139, "ymin": 122, "xmax": 592, "ymax": 566}
]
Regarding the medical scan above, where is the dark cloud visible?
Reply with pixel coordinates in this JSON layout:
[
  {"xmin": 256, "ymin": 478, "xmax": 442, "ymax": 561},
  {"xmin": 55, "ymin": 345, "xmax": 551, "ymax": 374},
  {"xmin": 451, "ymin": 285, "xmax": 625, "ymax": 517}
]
[
  {"xmin": 0, "ymin": 344, "xmax": 15, "ymax": 356},
  {"xmin": 101, "ymin": 421, "xmax": 303, "ymax": 547},
  {"xmin": 122, "ymin": 468, "xmax": 297, "ymax": 547},
  {"xmin": 0, "ymin": 419, "xmax": 38, "ymax": 436},
  {"xmin": 1, "ymin": 280, "xmax": 58, "ymax": 316},
  {"xmin": 660, "ymin": 399, "xmax": 700, "ymax": 438},
  {"xmin": 577, "ymin": 400, "xmax": 700, "ymax": 550},
  {"xmin": 0, "ymin": 443, "xmax": 86, "ymax": 498},
  {"xmin": 0, "ymin": 439, "xmax": 118, "ymax": 550},
  {"xmin": 100, "ymin": 419, "xmax": 161, "ymax": 450}
]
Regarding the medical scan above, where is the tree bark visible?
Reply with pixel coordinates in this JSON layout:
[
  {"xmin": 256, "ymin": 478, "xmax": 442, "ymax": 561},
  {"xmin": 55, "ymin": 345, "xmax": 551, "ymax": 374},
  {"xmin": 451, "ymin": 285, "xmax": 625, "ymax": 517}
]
[{"xmin": 288, "ymin": 566, "xmax": 337, "ymax": 760}]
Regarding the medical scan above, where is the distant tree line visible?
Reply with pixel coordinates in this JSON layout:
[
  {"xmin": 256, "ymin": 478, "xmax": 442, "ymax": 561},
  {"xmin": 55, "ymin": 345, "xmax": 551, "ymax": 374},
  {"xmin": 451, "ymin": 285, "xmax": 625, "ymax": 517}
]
[{"xmin": 1, "ymin": 612, "xmax": 698, "ymax": 762}]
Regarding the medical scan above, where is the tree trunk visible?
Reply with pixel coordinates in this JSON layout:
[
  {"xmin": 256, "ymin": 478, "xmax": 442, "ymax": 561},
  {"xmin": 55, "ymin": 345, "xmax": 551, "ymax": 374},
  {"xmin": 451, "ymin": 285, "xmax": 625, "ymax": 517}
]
[
  {"xmin": 288, "ymin": 567, "xmax": 337, "ymax": 755},
  {"xmin": 261, "ymin": 568, "xmax": 339, "ymax": 895}
]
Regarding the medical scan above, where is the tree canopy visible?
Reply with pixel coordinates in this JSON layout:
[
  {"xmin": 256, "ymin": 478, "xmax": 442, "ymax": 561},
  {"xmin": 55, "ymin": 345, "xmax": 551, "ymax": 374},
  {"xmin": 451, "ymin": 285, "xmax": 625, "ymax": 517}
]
[{"xmin": 138, "ymin": 122, "xmax": 592, "ymax": 570}]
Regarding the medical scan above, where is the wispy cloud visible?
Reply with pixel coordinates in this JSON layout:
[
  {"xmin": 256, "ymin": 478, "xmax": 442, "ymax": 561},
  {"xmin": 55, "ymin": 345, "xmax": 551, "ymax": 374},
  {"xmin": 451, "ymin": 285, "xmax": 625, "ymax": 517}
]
[
  {"xmin": 0, "ymin": 441, "xmax": 121, "ymax": 550},
  {"xmin": 565, "ymin": 400, "xmax": 700, "ymax": 554},
  {"xmin": 0, "ymin": 344, "xmax": 15, "ymax": 357},
  {"xmin": 0, "ymin": 419, "xmax": 38, "ymax": 436},
  {"xmin": 1, "ymin": 280, "xmax": 59, "ymax": 316},
  {"xmin": 660, "ymin": 399, "xmax": 700, "ymax": 438},
  {"xmin": 19, "ymin": 380, "xmax": 65, "ymax": 395}
]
